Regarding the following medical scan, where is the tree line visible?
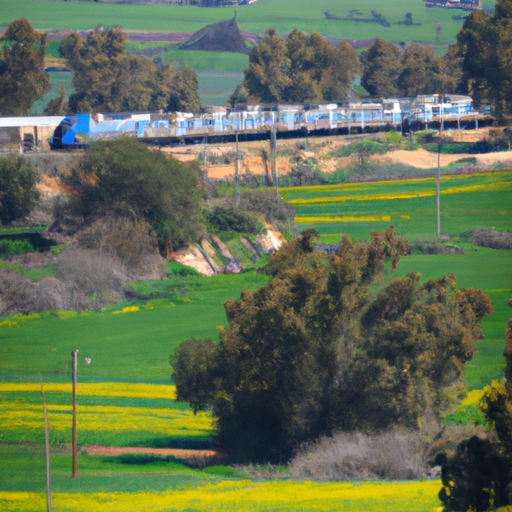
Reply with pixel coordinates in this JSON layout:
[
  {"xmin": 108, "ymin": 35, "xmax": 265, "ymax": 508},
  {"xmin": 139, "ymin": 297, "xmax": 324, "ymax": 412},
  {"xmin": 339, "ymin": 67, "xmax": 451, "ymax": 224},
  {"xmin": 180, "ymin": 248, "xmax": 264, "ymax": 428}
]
[
  {"xmin": 1, "ymin": 1, "xmax": 511, "ymax": 119},
  {"xmin": 0, "ymin": 17, "xmax": 201, "ymax": 117}
]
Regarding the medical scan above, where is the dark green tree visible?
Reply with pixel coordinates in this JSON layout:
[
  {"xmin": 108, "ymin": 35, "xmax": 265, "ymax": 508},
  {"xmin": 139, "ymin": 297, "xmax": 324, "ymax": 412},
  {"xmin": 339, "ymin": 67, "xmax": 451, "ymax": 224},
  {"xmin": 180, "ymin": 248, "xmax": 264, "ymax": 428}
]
[
  {"xmin": 436, "ymin": 300, "xmax": 512, "ymax": 512},
  {"xmin": 172, "ymin": 229, "xmax": 489, "ymax": 461},
  {"xmin": 455, "ymin": 0, "xmax": 512, "ymax": 120},
  {"xmin": 0, "ymin": 156, "xmax": 40, "ymax": 225},
  {"xmin": 397, "ymin": 43, "xmax": 441, "ymax": 97},
  {"xmin": 360, "ymin": 38, "xmax": 402, "ymax": 98},
  {"xmin": 60, "ymin": 137, "xmax": 204, "ymax": 252},
  {"xmin": 0, "ymin": 17, "xmax": 50, "ymax": 116},
  {"xmin": 61, "ymin": 28, "xmax": 201, "ymax": 113},
  {"xmin": 240, "ymin": 28, "xmax": 359, "ymax": 104},
  {"xmin": 244, "ymin": 28, "xmax": 291, "ymax": 103}
]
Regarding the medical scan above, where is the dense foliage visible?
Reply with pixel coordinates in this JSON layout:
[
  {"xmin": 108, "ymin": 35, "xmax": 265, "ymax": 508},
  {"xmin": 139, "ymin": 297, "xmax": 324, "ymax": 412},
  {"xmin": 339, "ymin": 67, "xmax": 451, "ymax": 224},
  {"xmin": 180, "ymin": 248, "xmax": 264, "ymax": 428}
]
[
  {"xmin": 60, "ymin": 28, "xmax": 200, "ymax": 113},
  {"xmin": 360, "ymin": 39, "xmax": 462, "ymax": 99},
  {"xmin": 230, "ymin": 29, "xmax": 360, "ymax": 105},
  {"xmin": 0, "ymin": 156, "xmax": 40, "ymax": 226},
  {"xmin": 0, "ymin": 17, "xmax": 50, "ymax": 116},
  {"xmin": 172, "ymin": 228, "xmax": 491, "ymax": 461},
  {"xmin": 437, "ymin": 300, "xmax": 512, "ymax": 511},
  {"xmin": 455, "ymin": 0, "xmax": 512, "ymax": 120},
  {"xmin": 205, "ymin": 208, "xmax": 262, "ymax": 235},
  {"xmin": 60, "ymin": 138, "xmax": 204, "ymax": 253}
]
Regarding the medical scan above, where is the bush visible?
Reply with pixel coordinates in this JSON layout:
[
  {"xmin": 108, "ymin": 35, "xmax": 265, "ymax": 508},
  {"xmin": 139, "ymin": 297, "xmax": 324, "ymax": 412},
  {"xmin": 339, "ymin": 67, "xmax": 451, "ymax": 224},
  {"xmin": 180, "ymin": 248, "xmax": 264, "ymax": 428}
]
[
  {"xmin": 55, "ymin": 249, "xmax": 127, "ymax": 309},
  {"xmin": 334, "ymin": 140, "xmax": 388, "ymax": 158},
  {"xmin": 0, "ymin": 239, "xmax": 35, "ymax": 257},
  {"xmin": 77, "ymin": 217, "xmax": 166, "ymax": 277},
  {"xmin": 205, "ymin": 208, "xmax": 262, "ymax": 235},
  {"xmin": 240, "ymin": 191, "xmax": 296, "ymax": 224},
  {"xmin": 289, "ymin": 431, "xmax": 428, "ymax": 481},
  {"xmin": 60, "ymin": 138, "xmax": 204, "ymax": 252},
  {"xmin": 471, "ymin": 229, "xmax": 512, "ymax": 250},
  {"xmin": 436, "ymin": 436, "xmax": 510, "ymax": 512},
  {"xmin": 0, "ymin": 156, "xmax": 40, "ymax": 225},
  {"xmin": 385, "ymin": 131, "xmax": 407, "ymax": 146},
  {"xmin": 410, "ymin": 242, "xmax": 465, "ymax": 255}
]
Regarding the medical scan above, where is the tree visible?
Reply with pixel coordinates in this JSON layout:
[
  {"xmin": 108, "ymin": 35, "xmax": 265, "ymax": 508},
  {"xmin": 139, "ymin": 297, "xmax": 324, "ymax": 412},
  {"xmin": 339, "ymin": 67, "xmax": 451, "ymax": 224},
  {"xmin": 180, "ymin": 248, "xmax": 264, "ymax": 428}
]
[
  {"xmin": 60, "ymin": 28, "xmax": 201, "ymax": 113},
  {"xmin": 60, "ymin": 137, "xmax": 204, "ymax": 252},
  {"xmin": 397, "ymin": 44, "xmax": 442, "ymax": 97},
  {"xmin": 244, "ymin": 28, "xmax": 291, "ymax": 104},
  {"xmin": 0, "ymin": 17, "xmax": 50, "ymax": 116},
  {"xmin": 454, "ymin": 0, "xmax": 512, "ymax": 120},
  {"xmin": 172, "ymin": 229, "xmax": 490, "ymax": 462},
  {"xmin": 360, "ymin": 38, "xmax": 402, "ymax": 98},
  {"xmin": 0, "ymin": 156, "xmax": 40, "ymax": 225},
  {"xmin": 240, "ymin": 29, "xmax": 360, "ymax": 104},
  {"xmin": 436, "ymin": 300, "xmax": 512, "ymax": 512}
]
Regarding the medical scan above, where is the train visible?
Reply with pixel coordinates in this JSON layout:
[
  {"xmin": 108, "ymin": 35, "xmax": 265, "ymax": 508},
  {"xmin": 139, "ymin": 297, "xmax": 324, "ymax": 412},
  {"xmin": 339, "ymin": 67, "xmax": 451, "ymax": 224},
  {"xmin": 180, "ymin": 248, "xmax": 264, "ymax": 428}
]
[{"xmin": 0, "ymin": 93, "xmax": 494, "ymax": 152}]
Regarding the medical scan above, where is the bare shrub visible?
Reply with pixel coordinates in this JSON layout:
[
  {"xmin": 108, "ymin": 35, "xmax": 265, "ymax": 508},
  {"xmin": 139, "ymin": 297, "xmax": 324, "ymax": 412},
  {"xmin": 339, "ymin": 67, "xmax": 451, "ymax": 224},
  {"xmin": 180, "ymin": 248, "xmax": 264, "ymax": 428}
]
[
  {"xmin": 0, "ymin": 274, "xmax": 91, "ymax": 315},
  {"xmin": 77, "ymin": 217, "xmax": 165, "ymax": 276},
  {"xmin": 289, "ymin": 431, "xmax": 429, "ymax": 481},
  {"xmin": 56, "ymin": 249, "xmax": 127, "ymax": 308},
  {"xmin": 471, "ymin": 229, "xmax": 512, "ymax": 250},
  {"xmin": 410, "ymin": 242, "xmax": 465, "ymax": 255}
]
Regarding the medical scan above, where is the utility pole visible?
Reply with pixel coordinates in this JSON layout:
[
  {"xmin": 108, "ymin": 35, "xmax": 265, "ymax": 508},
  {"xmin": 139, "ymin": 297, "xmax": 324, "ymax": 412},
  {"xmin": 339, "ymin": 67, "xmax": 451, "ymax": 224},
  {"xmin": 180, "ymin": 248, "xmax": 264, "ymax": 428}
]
[
  {"xmin": 71, "ymin": 349, "xmax": 78, "ymax": 479},
  {"xmin": 235, "ymin": 127, "xmax": 240, "ymax": 208},
  {"xmin": 436, "ymin": 95, "xmax": 442, "ymax": 238},
  {"xmin": 39, "ymin": 373, "xmax": 53, "ymax": 512},
  {"xmin": 271, "ymin": 125, "xmax": 278, "ymax": 197}
]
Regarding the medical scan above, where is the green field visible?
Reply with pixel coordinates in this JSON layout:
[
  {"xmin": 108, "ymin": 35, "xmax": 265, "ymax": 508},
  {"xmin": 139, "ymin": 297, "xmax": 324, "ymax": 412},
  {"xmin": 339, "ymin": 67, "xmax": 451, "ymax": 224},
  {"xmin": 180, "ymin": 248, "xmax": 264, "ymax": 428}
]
[
  {"xmin": 1, "ymin": 168, "xmax": 511, "ymax": 510},
  {"xmin": 285, "ymin": 171, "xmax": 512, "ymax": 242},
  {"xmin": 0, "ymin": 270, "xmax": 270, "ymax": 383},
  {"xmin": 0, "ymin": 0, "xmax": 473, "ymax": 44},
  {"xmin": 197, "ymin": 72, "xmax": 244, "ymax": 106},
  {"xmin": 31, "ymin": 71, "xmax": 74, "ymax": 115},
  {"xmin": 0, "ymin": 444, "xmax": 442, "ymax": 512}
]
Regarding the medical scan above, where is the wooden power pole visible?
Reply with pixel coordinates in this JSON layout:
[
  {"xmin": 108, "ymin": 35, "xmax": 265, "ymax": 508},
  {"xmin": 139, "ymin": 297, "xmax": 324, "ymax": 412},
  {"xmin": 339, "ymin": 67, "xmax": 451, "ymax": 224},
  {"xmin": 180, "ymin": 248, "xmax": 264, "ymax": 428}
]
[
  {"xmin": 271, "ymin": 126, "xmax": 278, "ymax": 197},
  {"xmin": 235, "ymin": 127, "xmax": 240, "ymax": 208},
  {"xmin": 71, "ymin": 349, "xmax": 78, "ymax": 479},
  {"xmin": 39, "ymin": 373, "xmax": 53, "ymax": 512}
]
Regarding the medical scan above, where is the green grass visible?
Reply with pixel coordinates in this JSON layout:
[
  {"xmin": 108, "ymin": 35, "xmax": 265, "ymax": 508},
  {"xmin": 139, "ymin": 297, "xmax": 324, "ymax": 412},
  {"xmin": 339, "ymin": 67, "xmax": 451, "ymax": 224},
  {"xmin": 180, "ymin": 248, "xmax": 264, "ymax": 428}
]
[
  {"xmin": 0, "ymin": 0, "xmax": 474, "ymax": 44},
  {"xmin": 197, "ymin": 72, "xmax": 243, "ymax": 106},
  {"xmin": 0, "ymin": 444, "xmax": 443, "ymax": 511},
  {"xmin": 31, "ymin": 71, "xmax": 74, "ymax": 115},
  {"xmin": 286, "ymin": 172, "xmax": 512, "ymax": 242},
  {"xmin": 0, "ymin": 445, "xmax": 215, "ymax": 493},
  {"xmin": 161, "ymin": 49, "xmax": 248, "ymax": 72},
  {"xmin": 0, "ymin": 270, "xmax": 270, "ymax": 383}
]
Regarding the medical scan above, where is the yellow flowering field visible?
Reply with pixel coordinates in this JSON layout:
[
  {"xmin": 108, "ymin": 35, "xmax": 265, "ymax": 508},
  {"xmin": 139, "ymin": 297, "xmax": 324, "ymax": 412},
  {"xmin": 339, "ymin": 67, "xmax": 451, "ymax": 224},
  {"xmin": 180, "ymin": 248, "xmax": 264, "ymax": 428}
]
[
  {"xmin": 279, "ymin": 170, "xmax": 512, "ymax": 193},
  {"xmin": 0, "ymin": 382, "xmax": 176, "ymax": 400},
  {"xmin": 0, "ymin": 382, "xmax": 214, "ymax": 445},
  {"xmin": 0, "ymin": 480, "xmax": 442, "ymax": 512},
  {"xmin": 295, "ymin": 215, "xmax": 391, "ymax": 223},
  {"xmin": 287, "ymin": 181, "xmax": 512, "ymax": 205}
]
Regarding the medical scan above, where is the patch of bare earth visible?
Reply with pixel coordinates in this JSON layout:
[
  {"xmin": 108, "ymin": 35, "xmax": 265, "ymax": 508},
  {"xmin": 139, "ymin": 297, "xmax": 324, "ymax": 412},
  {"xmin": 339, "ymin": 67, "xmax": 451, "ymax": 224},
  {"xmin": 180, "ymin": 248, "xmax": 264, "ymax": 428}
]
[{"xmin": 85, "ymin": 445, "xmax": 224, "ymax": 463}]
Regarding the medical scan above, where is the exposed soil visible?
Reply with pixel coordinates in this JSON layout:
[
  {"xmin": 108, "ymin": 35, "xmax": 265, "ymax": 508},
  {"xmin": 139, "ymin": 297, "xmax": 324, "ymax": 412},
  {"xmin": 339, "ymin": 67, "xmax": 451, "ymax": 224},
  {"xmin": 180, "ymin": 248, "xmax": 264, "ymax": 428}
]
[
  {"xmin": 374, "ymin": 148, "xmax": 474, "ymax": 169},
  {"xmin": 85, "ymin": 444, "xmax": 224, "ymax": 462}
]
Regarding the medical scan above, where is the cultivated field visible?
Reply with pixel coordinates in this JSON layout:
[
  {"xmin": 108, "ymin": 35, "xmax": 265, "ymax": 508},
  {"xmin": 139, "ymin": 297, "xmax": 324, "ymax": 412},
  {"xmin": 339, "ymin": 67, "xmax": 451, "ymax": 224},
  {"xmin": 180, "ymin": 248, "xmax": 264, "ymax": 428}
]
[
  {"xmin": 0, "ymin": 0, "xmax": 476, "ymax": 44},
  {"xmin": 1, "ymin": 166, "xmax": 511, "ymax": 511}
]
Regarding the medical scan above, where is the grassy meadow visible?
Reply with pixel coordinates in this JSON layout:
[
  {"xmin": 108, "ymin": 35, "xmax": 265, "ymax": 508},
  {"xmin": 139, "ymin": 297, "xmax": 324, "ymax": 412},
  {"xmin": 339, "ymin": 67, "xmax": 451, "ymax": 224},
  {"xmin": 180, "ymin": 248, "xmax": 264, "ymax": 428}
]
[
  {"xmin": 0, "ymin": 0, "xmax": 473, "ymax": 44},
  {"xmin": 1, "ymin": 167, "xmax": 511, "ymax": 510}
]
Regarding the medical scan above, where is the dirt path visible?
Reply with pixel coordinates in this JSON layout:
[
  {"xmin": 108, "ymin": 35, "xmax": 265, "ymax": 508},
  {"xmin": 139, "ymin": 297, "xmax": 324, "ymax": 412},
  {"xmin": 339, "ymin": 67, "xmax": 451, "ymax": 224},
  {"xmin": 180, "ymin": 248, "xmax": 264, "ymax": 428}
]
[{"xmin": 85, "ymin": 445, "xmax": 223, "ymax": 461}]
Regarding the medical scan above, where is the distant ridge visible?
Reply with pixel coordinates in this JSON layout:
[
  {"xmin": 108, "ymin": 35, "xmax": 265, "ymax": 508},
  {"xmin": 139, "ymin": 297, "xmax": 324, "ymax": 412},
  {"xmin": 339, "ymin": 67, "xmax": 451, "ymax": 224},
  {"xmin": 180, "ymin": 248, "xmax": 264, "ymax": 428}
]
[{"xmin": 180, "ymin": 17, "xmax": 250, "ymax": 54}]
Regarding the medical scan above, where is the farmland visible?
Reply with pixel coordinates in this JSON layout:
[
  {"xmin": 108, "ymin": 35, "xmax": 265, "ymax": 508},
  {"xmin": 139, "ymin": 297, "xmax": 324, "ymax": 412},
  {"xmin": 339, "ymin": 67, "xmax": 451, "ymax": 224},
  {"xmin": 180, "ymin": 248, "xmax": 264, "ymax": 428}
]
[
  {"xmin": 0, "ymin": 0, "xmax": 477, "ymax": 44},
  {"xmin": 1, "ymin": 164, "xmax": 512, "ymax": 509}
]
